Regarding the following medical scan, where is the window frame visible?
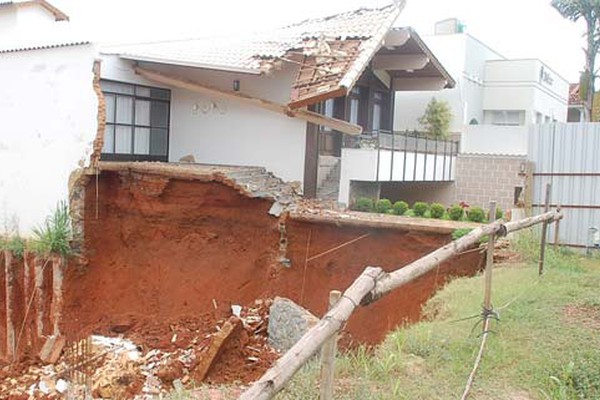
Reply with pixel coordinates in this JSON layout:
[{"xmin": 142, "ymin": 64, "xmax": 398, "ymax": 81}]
[{"xmin": 101, "ymin": 79, "xmax": 171, "ymax": 162}]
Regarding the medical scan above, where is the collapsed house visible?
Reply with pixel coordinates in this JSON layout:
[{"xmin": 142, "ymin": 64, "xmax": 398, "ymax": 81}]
[{"xmin": 0, "ymin": 2, "xmax": 487, "ymax": 397}]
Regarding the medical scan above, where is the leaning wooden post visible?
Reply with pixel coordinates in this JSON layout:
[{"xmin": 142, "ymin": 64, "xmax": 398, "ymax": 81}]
[
  {"xmin": 538, "ymin": 183, "xmax": 551, "ymax": 275},
  {"xmin": 483, "ymin": 201, "xmax": 497, "ymax": 312},
  {"xmin": 554, "ymin": 205, "xmax": 561, "ymax": 250},
  {"xmin": 320, "ymin": 290, "xmax": 341, "ymax": 400}
]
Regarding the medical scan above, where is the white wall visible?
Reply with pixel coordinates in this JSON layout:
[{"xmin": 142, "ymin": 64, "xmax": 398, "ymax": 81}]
[
  {"xmin": 0, "ymin": 44, "xmax": 98, "ymax": 235},
  {"xmin": 0, "ymin": 4, "xmax": 65, "ymax": 49},
  {"xmin": 461, "ymin": 125, "xmax": 528, "ymax": 155},
  {"xmin": 338, "ymin": 148, "xmax": 455, "ymax": 204},
  {"xmin": 483, "ymin": 59, "xmax": 569, "ymax": 124},
  {"xmin": 100, "ymin": 56, "xmax": 307, "ymax": 184},
  {"xmin": 394, "ymin": 34, "xmax": 504, "ymax": 133}
]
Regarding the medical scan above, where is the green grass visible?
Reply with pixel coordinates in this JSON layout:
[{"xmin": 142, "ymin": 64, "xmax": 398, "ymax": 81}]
[{"xmin": 276, "ymin": 236, "xmax": 600, "ymax": 399}]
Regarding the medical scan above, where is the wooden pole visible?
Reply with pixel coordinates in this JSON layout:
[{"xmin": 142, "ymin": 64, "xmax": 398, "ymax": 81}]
[
  {"xmin": 483, "ymin": 202, "xmax": 496, "ymax": 312},
  {"xmin": 538, "ymin": 183, "xmax": 551, "ymax": 275},
  {"xmin": 134, "ymin": 67, "xmax": 362, "ymax": 136},
  {"xmin": 239, "ymin": 210, "xmax": 562, "ymax": 400},
  {"xmin": 554, "ymin": 205, "xmax": 561, "ymax": 250},
  {"xmin": 320, "ymin": 290, "xmax": 341, "ymax": 400}
]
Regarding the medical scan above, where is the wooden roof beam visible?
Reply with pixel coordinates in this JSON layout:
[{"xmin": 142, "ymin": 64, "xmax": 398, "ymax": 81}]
[{"xmin": 135, "ymin": 66, "xmax": 362, "ymax": 136}]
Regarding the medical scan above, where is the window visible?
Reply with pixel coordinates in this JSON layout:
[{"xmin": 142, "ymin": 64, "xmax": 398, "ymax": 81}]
[
  {"xmin": 372, "ymin": 91, "xmax": 385, "ymax": 133},
  {"xmin": 490, "ymin": 110, "xmax": 523, "ymax": 126},
  {"xmin": 101, "ymin": 80, "xmax": 170, "ymax": 162},
  {"xmin": 320, "ymin": 99, "xmax": 335, "ymax": 131}
]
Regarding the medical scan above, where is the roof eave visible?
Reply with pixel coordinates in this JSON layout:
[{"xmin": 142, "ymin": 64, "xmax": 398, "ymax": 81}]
[
  {"xmin": 405, "ymin": 27, "xmax": 456, "ymax": 88},
  {"xmin": 116, "ymin": 54, "xmax": 263, "ymax": 75}
]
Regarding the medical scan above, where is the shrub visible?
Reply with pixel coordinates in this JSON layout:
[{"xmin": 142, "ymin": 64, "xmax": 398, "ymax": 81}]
[
  {"xmin": 0, "ymin": 236, "xmax": 26, "ymax": 259},
  {"xmin": 31, "ymin": 201, "xmax": 72, "ymax": 256},
  {"xmin": 467, "ymin": 206, "xmax": 485, "ymax": 223},
  {"xmin": 353, "ymin": 197, "xmax": 374, "ymax": 212},
  {"xmin": 375, "ymin": 199, "xmax": 393, "ymax": 214},
  {"xmin": 392, "ymin": 201, "xmax": 409, "ymax": 216},
  {"xmin": 413, "ymin": 202, "xmax": 429, "ymax": 217},
  {"xmin": 452, "ymin": 228, "xmax": 473, "ymax": 240},
  {"xmin": 448, "ymin": 205, "xmax": 464, "ymax": 221},
  {"xmin": 430, "ymin": 203, "xmax": 445, "ymax": 219},
  {"xmin": 496, "ymin": 207, "xmax": 504, "ymax": 220}
]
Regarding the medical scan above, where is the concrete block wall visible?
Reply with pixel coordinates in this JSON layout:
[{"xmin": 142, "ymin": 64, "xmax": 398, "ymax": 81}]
[{"xmin": 454, "ymin": 154, "xmax": 527, "ymax": 211}]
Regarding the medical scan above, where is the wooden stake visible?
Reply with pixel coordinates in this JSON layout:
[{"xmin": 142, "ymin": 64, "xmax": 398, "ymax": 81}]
[
  {"xmin": 135, "ymin": 67, "xmax": 362, "ymax": 135},
  {"xmin": 554, "ymin": 205, "xmax": 561, "ymax": 250},
  {"xmin": 320, "ymin": 290, "xmax": 341, "ymax": 400},
  {"xmin": 538, "ymin": 183, "xmax": 551, "ymax": 275},
  {"xmin": 483, "ymin": 202, "xmax": 496, "ymax": 311},
  {"xmin": 239, "ymin": 210, "xmax": 563, "ymax": 400}
]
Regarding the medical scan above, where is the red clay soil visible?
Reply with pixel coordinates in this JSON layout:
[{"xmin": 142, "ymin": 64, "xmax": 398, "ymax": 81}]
[{"xmin": 59, "ymin": 171, "xmax": 483, "ymax": 383}]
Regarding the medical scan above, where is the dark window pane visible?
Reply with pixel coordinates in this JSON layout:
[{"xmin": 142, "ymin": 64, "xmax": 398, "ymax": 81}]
[
  {"xmin": 150, "ymin": 128, "xmax": 168, "ymax": 156},
  {"xmin": 101, "ymin": 81, "xmax": 134, "ymax": 95},
  {"xmin": 102, "ymin": 125, "xmax": 115, "ymax": 153},
  {"xmin": 151, "ymin": 101, "xmax": 169, "ymax": 128},
  {"xmin": 116, "ymin": 96, "xmax": 133, "ymax": 124},
  {"xmin": 105, "ymin": 95, "xmax": 116, "ymax": 123},
  {"xmin": 150, "ymin": 88, "xmax": 170, "ymax": 100}
]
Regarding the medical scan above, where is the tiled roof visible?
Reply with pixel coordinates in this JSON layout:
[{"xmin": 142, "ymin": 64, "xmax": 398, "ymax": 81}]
[
  {"xmin": 104, "ymin": 5, "xmax": 399, "ymax": 75},
  {"xmin": 0, "ymin": 40, "xmax": 90, "ymax": 54},
  {"xmin": 0, "ymin": 0, "xmax": 69, "ymax": 21},
  {"xmin": 103, "ymin": 4, "xmax": 404, "ymax": 107}
]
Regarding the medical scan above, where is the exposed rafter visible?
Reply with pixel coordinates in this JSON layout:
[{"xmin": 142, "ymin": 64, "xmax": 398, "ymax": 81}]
[{"xmin": 134, "ymin": 66, "xmax": 362, "ymax": 136}]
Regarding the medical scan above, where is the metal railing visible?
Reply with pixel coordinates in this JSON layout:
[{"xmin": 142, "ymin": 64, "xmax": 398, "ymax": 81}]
[{"xmin": 342, "ymin": 130, "xmax": 459, "ymax": 182}]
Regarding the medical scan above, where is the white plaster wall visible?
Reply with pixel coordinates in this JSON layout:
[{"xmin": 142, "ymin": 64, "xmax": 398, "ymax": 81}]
[
  {"xmin": 0, "ymin": 44, "xmax": 98, "ymax": 235},
  {"xmin": 0, "ymin": 5, "xmax": 63, "ymax": 49},
  {"xmin": 338, "ymin": 148, "xmax": 455, "ymax": 204},
  {"xmin": 483, "ymin": 59, "xmax": 569, "ymax": 123},
  {"xmin": 394, "ymin": 34, "xmax": 504, "ymax": 133},
  {"xmin": 100, "ymin": 57, "xmax": 307, "ymax": 184},
  {"xmin": 461, "ymin": 125, "xmax": 528, "ymax": 155}
]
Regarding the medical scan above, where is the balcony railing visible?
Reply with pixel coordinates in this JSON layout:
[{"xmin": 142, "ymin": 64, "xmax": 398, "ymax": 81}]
[{"xmin": 342, "ymin": 130, "xmax": 459, "ymax": 182}]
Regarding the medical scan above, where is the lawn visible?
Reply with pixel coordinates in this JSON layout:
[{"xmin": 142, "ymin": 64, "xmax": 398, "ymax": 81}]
[{"xmin": 173, "ymin": 234, "xmax": 600, "ymax": 400}]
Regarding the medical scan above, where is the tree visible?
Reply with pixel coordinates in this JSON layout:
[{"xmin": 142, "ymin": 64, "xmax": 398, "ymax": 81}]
[
  {"xmin": 551, "ymin": 0, "xmax": 600, "ymax": 121},
  {"xmin": 418, "ymin": 97, "xmax": 453, "ymax": 139}
]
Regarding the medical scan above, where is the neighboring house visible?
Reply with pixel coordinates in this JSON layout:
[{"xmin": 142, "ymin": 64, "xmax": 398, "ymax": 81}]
[
  {"xmin": 395, "ymin": 18, "xmax": 569, "ymax": 134},
  {"xmin": 0, "ymin": 2, "xmax": 456, "ymax": 234}
]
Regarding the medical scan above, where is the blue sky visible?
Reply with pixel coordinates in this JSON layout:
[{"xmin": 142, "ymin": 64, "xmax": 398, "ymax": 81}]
[{"xmin": 54, "ymin": 0, "xmax": 585, "ymax": 82}]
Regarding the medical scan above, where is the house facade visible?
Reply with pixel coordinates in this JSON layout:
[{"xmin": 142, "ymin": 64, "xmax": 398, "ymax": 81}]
[
  {"xmin": 394, "ymin": 19, "xmax": 569, "ymax": 134},
  {"xmin": 0, "ymin": 2, "xmax": 457, "ymax": 234}
]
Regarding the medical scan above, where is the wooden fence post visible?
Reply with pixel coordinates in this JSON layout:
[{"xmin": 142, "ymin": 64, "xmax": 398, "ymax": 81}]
[
  {"xmin": 554, "ymin": 205, "xmax": 561, "ymax": 250},
  {"xmin": 538, "ymin": 183, "xmax": 551, "ymax": 275},
  {"xmin": 320, "ymin": 290, "xmax": 341, "ymax": 400},
  {"xmin": 483, "ymin": 202, "xmax": 496, "ymax": 312}
]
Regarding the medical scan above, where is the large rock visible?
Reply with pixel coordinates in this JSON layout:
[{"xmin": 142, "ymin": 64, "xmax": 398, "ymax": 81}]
[{"xmin": 268, "ymin": 297, "xmax": 319, "ymax": 352}]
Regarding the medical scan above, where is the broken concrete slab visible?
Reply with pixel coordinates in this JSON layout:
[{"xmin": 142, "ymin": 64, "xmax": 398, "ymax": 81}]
[
  {"xmin": 267, "ymin": 297, "xmax": 319, "ymax": 352},
  {"xmin": 192, "ymin": 316, "xmax": 241, "ymax": 382},
  {"xmin": 39, "ymin": 335, "xmax": 66, "ymax": 364}
]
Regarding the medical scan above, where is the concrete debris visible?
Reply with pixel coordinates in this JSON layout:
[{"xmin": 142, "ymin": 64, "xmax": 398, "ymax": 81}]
[
  {"xmin": 268, "ymin": 297, "xmax": 319, "ymax": 352},
  {"xmin": 39, "ymin": 335, "xmax": 67, "ymax": 364},
  {"xmin": 0, "ymin": 300, "xmax": 279, "ymax": 399}
]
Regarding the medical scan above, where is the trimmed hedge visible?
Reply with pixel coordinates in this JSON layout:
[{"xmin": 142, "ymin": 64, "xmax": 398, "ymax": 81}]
[
  {"xmin": 392, "ymin": 201, "xmax": 409, "ymax": 216},
  {"xmin": 467, "ymin": 206, "xmax": 485, "ymax": 223},
  {"xmin": 430, "ymin": 203, "xmax": 445, "ymax": 219},
  {"xmin": 375, "ymin": 199, "xmax": 393, "ymax": 214},
  {"xmin": 353, "ymin": 197, "xmax": 374, "ymax": 212},
  {"xmin": 448, "ymin": 205, "xmax": 464, "ymax": 221},
  {"xmin": 413, "ymin": 202, "xmax": 429, "ymax": 217}
]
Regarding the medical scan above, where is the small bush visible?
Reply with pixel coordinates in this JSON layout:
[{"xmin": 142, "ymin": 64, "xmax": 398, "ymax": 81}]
[
  {"xmin": 496, "ymin": 207, "xmax": 504, "ymax": 220},
  {"xmin": 375, "ymin": 199, "xmax": 393, "ymax": 214},
  {"xmin": 467, "ymin": 206, "xmax": 485, "ymax": 223},
  {"xmin": 448, "ymin": 205, "xmax": 464, "ymax": 221},
  {"xmin": 0, "ymin": 236, "xmax": 26, "ymax": 259},
  {"xmin": 353, "ymin": 197, "xmax": 374, "ymax": 212},
  {"xmin": 392, "ymin": 201, "xmax": 409, "ymax": 216},
  {"xmin": 452, "ymin": 228, "xmax": 473, "ymax": 240},
  {"xmin": 430, "ymin": 203, "xmax": 445, "ymax": 219},
  {"xmin": 413, "ymin": 202, "xmax": 429, "ymax": 217},
  {"xmin": 31, "ymin": 201, "xmax": 72, "ymax": 257}
]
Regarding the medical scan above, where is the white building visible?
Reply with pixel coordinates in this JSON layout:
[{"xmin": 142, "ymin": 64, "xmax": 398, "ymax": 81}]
[
  {"xmin": 394, "ymin": 19, "xmax": 569, "ymax": 135},
  {"xmin": 0, "ymin": 2, "xmax": 458, "ymax": 233}
]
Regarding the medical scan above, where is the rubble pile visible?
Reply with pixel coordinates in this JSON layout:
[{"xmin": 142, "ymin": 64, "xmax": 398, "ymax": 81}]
[{"xmin": 0, "ymin": 300, "xmax": 278, "ymax": 399}]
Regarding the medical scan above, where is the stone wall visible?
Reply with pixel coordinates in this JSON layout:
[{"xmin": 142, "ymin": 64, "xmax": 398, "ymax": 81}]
[{"xmin": 454, "ymin": 154, "xmax": 528, "ymax": 211}]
